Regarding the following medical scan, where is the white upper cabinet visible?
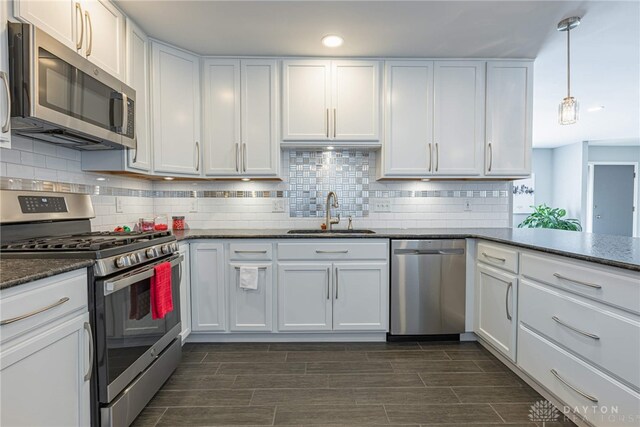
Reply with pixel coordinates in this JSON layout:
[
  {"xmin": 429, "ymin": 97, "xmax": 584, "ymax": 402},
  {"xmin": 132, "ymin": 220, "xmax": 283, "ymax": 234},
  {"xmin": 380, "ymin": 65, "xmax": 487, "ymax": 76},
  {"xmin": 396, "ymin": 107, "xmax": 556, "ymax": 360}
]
[
  {"xmin": 433, "ymin": 61, "xmax": 484, "ymax": 176},
  {"xmin": 485, "ymin": 61, "xmax": 533, "ymax": 176},
  {"xmin": 80, "ymin": 0, "xmax": 125, "ymax": 80},
  {"xmin": 14, "ymin": 0, "xmax": 125, "ymax": 80},
  {"xmin": 282, "ymin": 60, "xmax": 380, "ymax": 144},
  {"xmin": 125, "ymin": 18, "xmax": 150, "ymax": 171},
  {"xmin": 0, "ymin": 1, "xmax": 11, "ymax": 148},
  {"xmin": 382, "ymin": 61, "xmax": 434, "ymax": 177},
  {"xmin": 331, "ymin": 61, "xmax": 380, "ymax": 141},
  {"xmin": 151, "ymin": 41, "xmax": 201, "ymax": 176},
  {"xmin": 203, "ymin": 59, "xmax": 278, "ymax": 177},
  {"xmin": 282, "ymin": 60, "xmax": 331, "ymax": 141}
]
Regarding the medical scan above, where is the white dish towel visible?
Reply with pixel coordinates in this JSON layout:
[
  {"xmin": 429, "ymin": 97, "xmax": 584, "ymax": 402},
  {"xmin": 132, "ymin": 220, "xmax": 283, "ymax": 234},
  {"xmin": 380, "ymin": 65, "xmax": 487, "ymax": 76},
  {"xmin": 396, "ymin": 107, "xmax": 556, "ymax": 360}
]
[{"xmin": 239, "ymin": 266, "xmax": 259, "ymax": 290}]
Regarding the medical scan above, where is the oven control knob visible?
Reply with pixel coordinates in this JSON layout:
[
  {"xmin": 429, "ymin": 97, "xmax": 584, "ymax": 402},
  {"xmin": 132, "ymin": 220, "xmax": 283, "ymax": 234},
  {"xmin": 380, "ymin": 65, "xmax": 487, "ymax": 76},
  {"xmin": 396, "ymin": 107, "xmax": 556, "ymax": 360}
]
[
  {"xmin": 146, "ymin": 248, "xmax": 157, "ymax": 258},
  {"xmin": 129, "ymin": 254, "xmax": 138, "ymax": 264},
  {"xmin": 115, "ymin": 256, "xmax": 128, "ymax": 268},
  {"xmin": 161, "ymin": 245, "xmax": 170, "ymax": 254}
]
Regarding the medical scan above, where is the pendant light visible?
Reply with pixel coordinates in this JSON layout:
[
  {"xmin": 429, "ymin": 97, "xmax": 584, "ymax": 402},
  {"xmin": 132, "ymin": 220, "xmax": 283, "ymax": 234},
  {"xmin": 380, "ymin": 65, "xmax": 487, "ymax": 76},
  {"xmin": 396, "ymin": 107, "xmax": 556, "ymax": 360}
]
[{"xmin": 557, "ymin": 16, "xmax": 581, "ymax": 125}]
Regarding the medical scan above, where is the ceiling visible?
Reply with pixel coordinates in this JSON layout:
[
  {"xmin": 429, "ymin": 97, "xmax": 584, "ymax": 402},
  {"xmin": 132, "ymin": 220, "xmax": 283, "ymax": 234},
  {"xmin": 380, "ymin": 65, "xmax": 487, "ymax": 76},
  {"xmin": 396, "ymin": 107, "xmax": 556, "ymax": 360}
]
[{"xmin": 116, "ymin": 0, "xmax": 640, "ymax": 148}]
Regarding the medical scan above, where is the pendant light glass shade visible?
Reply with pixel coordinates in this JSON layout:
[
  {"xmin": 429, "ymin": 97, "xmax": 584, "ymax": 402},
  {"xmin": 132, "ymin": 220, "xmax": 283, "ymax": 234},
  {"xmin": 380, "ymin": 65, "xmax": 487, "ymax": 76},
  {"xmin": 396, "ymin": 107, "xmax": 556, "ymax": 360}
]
[
  {"xmin": 559, "ymin": 96, "xmax": 579, "ymax": 125},
  {"xmin": 557, "ymin": 17, "xmax": 581, "ymax": 126}
]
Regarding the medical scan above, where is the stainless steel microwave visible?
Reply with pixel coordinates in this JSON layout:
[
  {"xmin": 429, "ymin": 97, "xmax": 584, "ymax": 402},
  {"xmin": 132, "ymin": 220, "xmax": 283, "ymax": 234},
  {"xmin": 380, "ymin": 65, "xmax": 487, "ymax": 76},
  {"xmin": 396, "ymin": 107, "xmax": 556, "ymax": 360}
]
[{"xmin": 8, "ymin": 23, "xmax": 135, "ymax": 150}]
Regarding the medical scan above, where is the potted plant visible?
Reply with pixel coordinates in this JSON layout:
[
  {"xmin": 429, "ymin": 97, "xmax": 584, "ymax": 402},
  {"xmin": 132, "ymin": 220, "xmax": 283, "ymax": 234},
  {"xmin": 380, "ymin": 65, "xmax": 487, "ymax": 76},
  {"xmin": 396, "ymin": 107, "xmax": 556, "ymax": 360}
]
[{"xmin": 518, "ymin": 204, "xmax": 582, "ymax": 231}]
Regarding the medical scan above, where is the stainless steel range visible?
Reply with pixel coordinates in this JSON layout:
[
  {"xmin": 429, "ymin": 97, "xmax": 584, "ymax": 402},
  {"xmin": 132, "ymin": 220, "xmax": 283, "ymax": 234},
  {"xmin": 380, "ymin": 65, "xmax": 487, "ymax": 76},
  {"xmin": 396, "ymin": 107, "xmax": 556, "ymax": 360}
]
[{"xmin": 0, "ymin": 190, "xmax": 182, "ymax": 427}]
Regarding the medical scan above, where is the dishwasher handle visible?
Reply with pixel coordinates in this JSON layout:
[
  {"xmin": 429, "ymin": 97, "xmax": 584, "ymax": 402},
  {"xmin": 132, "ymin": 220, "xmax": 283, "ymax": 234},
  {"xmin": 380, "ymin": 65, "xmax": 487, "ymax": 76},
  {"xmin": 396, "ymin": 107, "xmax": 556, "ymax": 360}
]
[{"xmin": 394, "ymin": 248, "xmax": 464, "ymax": 256}]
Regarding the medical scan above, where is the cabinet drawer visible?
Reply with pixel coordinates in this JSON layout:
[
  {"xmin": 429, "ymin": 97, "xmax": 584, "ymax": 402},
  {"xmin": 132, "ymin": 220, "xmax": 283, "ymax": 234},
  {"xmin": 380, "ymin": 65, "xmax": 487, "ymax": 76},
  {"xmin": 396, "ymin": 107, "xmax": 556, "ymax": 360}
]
[
  {"xmin": 518, "ymin": 325, "xmax": 640, "ymax": 425},
  {"xmin": 278, "ymin": 241, "xmax": 388, "ymax": 260},
  {"xmin": 0, "ymin": 270, "xmax": 88, "ymax": 345},
  {"xmin": 229, "ymin": 243, "xmax": 273, "ymax": 260},
  {"xmin": 520, "ymin": 280, "xmax": 640, "ymax": 389},
  {"xmin": 521, "ymin": 252, "xmax": 640, "ymax": 315},
  {"xmin": 477, "ymin": 242, "xmax": 518, "ymax": 273}
]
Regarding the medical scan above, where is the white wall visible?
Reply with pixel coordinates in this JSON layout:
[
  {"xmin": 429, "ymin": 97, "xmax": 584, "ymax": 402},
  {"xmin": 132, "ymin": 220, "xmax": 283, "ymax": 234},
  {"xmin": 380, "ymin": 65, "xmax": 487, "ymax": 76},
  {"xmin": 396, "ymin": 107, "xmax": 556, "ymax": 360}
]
[
  {"xmin": 588, "ymin": 144, "xmax": 640, "ymax": 235},
  {"xmin": 551, "ymin": 141, "xmax": 588, "ymax": 225},
  {"xmin": 513, "ymin": 148, "xmax": 553, "ymax": 227}
]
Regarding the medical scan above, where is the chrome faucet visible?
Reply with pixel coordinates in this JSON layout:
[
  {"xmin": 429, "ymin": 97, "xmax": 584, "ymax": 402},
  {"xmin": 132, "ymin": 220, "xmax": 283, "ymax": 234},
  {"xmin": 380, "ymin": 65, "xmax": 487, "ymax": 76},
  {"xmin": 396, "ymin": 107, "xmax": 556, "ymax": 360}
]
[{"xmin": 325, "ymin": 191, "xmax": 340, "ymax": 230}]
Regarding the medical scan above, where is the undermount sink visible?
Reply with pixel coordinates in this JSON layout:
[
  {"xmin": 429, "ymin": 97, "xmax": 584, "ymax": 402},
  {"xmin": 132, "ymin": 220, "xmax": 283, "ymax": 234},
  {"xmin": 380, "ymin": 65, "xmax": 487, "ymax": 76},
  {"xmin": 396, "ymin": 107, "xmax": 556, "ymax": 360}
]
[{"xmin": 287, "ymin": 229, "xmax": 376, "ymax": 234}]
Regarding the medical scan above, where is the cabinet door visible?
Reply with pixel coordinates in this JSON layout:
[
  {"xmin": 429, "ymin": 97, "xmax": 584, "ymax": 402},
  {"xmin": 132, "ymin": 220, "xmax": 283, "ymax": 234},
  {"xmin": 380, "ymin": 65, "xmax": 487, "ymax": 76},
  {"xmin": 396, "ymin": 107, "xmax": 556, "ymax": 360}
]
[
  {"xmin": 203, "ymin": 59, "xmax": 241, "ymax": 176},
  {"xmin": 190, "ymin": 243, "xmax": 226, "ymax": 332},
  {"xmin": 178, "ymin": 243, "xmax": 191, "ymax": 341},
  {"xmin": 475, "ymin": 263, "xmax": 517, "ymax": 361},
  {"xmin": 332, "ymin": 60, "xmax": 380, "ymax": 141},
  {"xmin": 14, "ymin": 0, "xmax": 78, "ymax": 51},
  {"xmin": 433, "ymin": 61, "xmax": 484, "ymax": 176},
  {"xmin": 282, "ymin": 60, "xmax": 331, "ymax": 141},
  {"xmin": 241, "ymin": 59, "xmax": 279, "ymax": 176},
  {"xmin": 277, "ymin": 263, "xmax": 332, "ymax": 331},
  {"xmin": 151, "ymin": 42, "xmax": 201, "ymax": 175},
  {"xmin": 383, "ymin": 61, "xmax": 433, "ymax": 177},
  {"xmin": 1, "ymin": 313, "xmax": 91, "ymax": 427},
  {"xmin": 125, "ymin": 18, "xmax": 150, "ymax": 171},
  {"xmin": 485, "ymin": 61, "xmax": 533, "ymax": 176},
  {"xmin": 333, "ymin": 263, "xmax": 388, "ymax": 331},
  {"xmin": 0, "ymin": 1, "xmax": 10, "ymax": 148},
  {"xmin": 81, "ymin": 0, "xmax": 125, "ymax": 79},
  {"xmin": 229, "ymin": 262, "xmax": 273, "ymax": 332}
]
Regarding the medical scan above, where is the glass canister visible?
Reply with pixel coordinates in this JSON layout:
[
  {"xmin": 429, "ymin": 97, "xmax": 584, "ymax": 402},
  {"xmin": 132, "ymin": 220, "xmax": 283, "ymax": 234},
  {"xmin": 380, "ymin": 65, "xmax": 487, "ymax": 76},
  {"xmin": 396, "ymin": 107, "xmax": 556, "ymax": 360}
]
[
  {"xmin": 172, "ymin": 216, "xmax": 185, "ymax": 231},
  {"xmin": 154, "ymin": 215, "xmax": 169, "ymax": 231},
  {"xmin": 139, "ymin": 217, "xmax": 155, "ymax": 232}
]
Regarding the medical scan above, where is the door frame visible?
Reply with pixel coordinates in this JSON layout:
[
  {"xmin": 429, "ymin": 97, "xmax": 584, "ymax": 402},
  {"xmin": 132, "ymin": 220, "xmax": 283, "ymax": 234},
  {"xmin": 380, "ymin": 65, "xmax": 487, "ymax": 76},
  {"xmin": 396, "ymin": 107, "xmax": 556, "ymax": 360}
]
[{"xmin": 586, "ymin": 161, "xmax": 638, "ymax": 237}]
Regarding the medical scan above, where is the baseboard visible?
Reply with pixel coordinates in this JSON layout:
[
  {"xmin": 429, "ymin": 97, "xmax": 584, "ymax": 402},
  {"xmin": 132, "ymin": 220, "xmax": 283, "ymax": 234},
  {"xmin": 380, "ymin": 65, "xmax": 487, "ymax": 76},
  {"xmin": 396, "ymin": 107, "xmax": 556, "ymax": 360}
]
[{"xmin": 186, "ymin": 332, "xmax": 388, "ymax": 343}]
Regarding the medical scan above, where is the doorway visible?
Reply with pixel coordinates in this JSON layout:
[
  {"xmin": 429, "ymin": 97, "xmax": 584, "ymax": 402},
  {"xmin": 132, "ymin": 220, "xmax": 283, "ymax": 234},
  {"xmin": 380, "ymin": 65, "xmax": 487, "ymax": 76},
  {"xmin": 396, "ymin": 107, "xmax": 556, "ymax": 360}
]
[{"xmin": 586, "ymin": 162, "xmax": 638, "ymax": 237}]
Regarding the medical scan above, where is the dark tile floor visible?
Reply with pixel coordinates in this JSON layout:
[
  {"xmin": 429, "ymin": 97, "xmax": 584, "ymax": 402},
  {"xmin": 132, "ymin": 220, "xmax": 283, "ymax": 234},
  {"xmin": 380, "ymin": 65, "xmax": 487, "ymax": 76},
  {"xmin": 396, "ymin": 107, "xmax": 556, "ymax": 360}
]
[{"xmin": 132, "ymin": 341, "xmax": 577, "ymax": 426}]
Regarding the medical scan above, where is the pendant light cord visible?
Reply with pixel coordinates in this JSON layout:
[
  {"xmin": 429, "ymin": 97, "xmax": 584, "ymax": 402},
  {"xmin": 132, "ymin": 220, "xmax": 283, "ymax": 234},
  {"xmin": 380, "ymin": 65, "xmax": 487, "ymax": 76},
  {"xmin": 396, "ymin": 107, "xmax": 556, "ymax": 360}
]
[{"xmin": 567, "ymin": 26, "xmax": 571, "ymax": 97}]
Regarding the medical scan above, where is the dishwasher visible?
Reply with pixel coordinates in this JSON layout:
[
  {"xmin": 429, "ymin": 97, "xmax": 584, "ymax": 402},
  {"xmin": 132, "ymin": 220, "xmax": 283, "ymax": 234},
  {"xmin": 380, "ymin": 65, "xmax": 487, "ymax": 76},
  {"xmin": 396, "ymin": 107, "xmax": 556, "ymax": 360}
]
[{"xmin": 390, "ymin": 240, "xmax": 466, "ymax": 337}]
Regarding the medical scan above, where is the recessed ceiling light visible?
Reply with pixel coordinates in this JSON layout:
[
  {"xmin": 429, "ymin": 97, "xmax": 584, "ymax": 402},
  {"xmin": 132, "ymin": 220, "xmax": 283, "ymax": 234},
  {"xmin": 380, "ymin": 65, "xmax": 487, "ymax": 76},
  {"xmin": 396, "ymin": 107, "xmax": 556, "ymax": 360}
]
[
  {"xmin": 163, "ymin": 177, "xmax": 175, "ymax": 181},
  {"xmin": 421, "ymin": 178, "xmax": 431, "ymax": 182},
  {"xmin": 326, "ymin": 146, "xmax": 335, "ymax": 150},
  {"xmin": 96, "ymin": 177, "xmax": 106, "ymax": 181},
  {"xmin": 322, "ymin": 35, "xmax": 343, "ymax": 48},
  {"xmin": 241, "ymin": 178, "xmax": 250, "ymax": 181},
  {"xmin": 587, "ymin": 106, "xmax": 605, "ymax": 112}
]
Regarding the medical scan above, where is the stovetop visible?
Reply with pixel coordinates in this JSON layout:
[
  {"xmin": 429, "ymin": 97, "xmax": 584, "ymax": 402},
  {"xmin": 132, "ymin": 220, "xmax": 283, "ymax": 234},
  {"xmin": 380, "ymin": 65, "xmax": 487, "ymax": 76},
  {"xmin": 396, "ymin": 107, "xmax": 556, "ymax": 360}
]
[{"xmin": 1, "ymin": 230, "xmax": 173, "ymax": 252}]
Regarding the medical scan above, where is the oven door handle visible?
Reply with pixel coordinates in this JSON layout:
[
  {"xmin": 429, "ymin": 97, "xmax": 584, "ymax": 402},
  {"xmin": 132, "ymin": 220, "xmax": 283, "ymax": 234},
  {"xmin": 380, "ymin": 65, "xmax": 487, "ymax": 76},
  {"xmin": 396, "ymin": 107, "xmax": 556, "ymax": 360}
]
[{"xmin": 103, "ymin": 254, "xmax": 183, "ymax": 296}]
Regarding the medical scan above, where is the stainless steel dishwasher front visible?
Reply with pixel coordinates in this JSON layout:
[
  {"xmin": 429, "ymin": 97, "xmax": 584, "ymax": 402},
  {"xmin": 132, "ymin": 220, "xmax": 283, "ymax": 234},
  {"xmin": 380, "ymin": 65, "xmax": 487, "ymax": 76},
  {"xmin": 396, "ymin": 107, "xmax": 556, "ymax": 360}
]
[{"xmin": 390, "ymin": 240, "xmax": 466, "ymax": 336}]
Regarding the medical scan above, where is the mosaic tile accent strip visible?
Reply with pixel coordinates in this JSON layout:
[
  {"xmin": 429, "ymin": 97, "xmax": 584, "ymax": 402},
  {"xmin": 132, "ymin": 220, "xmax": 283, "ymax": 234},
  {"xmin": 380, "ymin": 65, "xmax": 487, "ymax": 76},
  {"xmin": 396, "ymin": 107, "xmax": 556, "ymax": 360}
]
[{"xmin": 288, "ymin": 150, "xmax": 370, "ymax": 218}]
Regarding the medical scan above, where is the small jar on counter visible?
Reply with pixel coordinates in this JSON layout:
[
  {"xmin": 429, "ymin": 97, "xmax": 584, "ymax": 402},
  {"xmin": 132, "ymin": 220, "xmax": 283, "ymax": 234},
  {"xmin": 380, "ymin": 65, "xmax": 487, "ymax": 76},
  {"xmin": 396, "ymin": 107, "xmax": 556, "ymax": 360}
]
[
  {"xmin": 172, "ymin": 216, "xmax": 185, "ymax": 231},
  {"xmin": 139, "ymin": 217, "xmax": 155, "ymax": 232}
]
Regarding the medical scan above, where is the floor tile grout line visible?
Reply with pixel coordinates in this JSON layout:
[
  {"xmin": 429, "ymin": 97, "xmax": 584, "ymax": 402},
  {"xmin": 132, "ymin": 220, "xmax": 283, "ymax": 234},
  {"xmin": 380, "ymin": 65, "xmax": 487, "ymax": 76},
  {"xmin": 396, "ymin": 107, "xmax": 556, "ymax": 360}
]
[
  {"xmin": 382, "ymin": 403, "xmax": 392, "ymax": 425},
  {"xmin": 488, "ymin": 402, "xmax": 508, "ymax": 424},
  {"xmin": 449, "ymin": 386, "xmax": 463, "ymax": 404},
  {"xmin": 417, "ymin": 373, "xmax": 428, "ymax": 387},
  {"xmin": 151, "ymin": 407, "xmax": 168, "ymax": 427}
]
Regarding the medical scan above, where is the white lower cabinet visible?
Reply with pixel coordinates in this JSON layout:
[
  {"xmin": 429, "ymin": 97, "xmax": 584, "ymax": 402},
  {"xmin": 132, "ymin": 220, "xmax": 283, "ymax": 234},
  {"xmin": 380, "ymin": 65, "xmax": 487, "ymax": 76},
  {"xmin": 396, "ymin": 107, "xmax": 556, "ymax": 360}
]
[
  {"xmin": 229, "ymin": 262, "xmax": 273, "ymax": 331},
  {"xmin": 475, "ymin": 262, "xmax": 517, "ymax": 361},
  {"xmin": 277, "ymin": 263, "xmax": 333, "ymax": 331},
  {"xmin": 190, "ymin": 242, "xmax": 226, "ymax": 332},
  {"xmin": 333, "ymin": 263, "xmax": 388, "ymax": 331},
  {"xmin": 179, "ymin": 243, "xmax": 192, "ymax": 341}
]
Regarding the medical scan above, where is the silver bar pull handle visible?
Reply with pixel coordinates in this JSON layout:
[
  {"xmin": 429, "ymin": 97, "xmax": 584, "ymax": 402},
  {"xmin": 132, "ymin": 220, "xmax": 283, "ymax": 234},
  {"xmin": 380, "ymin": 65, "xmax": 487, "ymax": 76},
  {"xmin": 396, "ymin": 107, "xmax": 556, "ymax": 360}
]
[
  {"xmin": 333, "ymin": 108, "xmax": 337, "ymax": 138},
  {"xmin": 552, "ymin": 316, "xmax": 600, "ymax": 340},
  {"xmin": 428, "ymin": 143, "xmax": 432, "ymax": 172},
  {"xmin": 326, "ymin": 109, "xmax": 329, "ymax": 138},
  {"xmin": 435, "ymin": 142, "xmax": 439, "ymax": 172},
  {"xmin": 488, "ymin": 142, "xmax": 493, "ymax": 172},
  {"xmin": 85, "ymin": 11, "xmax": 93, "ymax": 56},
  {"xmin": 84, "ymin": 322, "xmax": 94, "ymax": 381},
  {"xmin": 234, "ymin": 250, "xmax": 267, "ymax": 254},
  {"xmin": 482, "ymin": 252, "xmax": 506, "ymax": 263},
  {"xmin": 75, "ymin": 2, "xmax": 84, "ymax": 50},
  {"xmin": 242, "ymin": 142, "xmax": 247, "ymax": 172},
  {"xmin": 335, "ymin": 268, "xmax": 339, "ymax": 299},
  {"xmin": 0, "ymin": 71, "xmax": 10, "ymax": 133},
  {"xmin": 236, "ymin": 143, "xmax": 240, "ymax": 172},
  {"xmin": 316, "ymin": 250, "xmax": 349, "ymax": 254},
  {"xmin": 326, "ymin": 267, "xmax": 330, "ymax": 300},
  {"xmin": 553, "ymin": 273, "xmax": 602, "ymax": 289},
  {"xmin": 550, "ymin": 369, "xmax": 598, "ymax": 403},
  {"xmin": 195, "ymin": 141, "xmax": 200, "ymax": 172},
  {"xmin": 1, "ymin": 297, "xmax": 70, "ymax": 325},
  {"xmin": 505, "ymin": 282, "xmax": 512, "ymax": 321}
]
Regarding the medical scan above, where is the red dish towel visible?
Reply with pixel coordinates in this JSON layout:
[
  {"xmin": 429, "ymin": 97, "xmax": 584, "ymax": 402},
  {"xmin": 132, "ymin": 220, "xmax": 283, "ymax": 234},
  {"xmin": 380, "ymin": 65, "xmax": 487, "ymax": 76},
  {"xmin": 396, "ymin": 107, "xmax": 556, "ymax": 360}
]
[{"xmin": 151, "ymin": 262, "xmax": 173, "ymax": 319}]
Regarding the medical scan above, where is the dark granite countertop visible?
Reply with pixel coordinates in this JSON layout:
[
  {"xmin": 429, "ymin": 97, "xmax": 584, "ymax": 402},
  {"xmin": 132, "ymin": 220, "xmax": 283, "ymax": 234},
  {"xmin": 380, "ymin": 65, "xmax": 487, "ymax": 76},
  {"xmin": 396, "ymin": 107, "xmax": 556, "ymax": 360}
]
[
  {"xmin": 174, "ymin": 228, "xmax": 640, "ymax": 272},
  {"xmin": 0, "ymin": 258, "xmax": 94, "ymax": 290}
]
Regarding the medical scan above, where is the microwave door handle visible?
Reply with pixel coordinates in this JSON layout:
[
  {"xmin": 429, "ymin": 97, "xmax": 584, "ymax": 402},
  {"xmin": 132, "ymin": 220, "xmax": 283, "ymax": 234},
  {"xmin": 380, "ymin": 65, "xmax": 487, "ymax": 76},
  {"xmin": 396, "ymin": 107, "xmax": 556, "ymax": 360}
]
[
  {"xmin": 121, "ymin": 93, "xmax": 128, "ymax": 135},
  {"xmin": 104, "ymin": 254, "xmax": 183, "ymax": 296},
  {"xmin": 0, "ymin": 71, "xmax": 10, "ymax": 133}
]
